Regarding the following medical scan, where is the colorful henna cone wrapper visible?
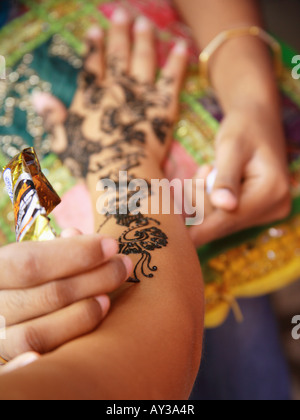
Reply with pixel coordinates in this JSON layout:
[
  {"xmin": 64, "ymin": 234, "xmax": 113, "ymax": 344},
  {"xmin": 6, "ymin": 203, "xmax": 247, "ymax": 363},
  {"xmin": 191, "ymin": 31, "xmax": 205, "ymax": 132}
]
[{"xmin": 3, "ymin": 148, "xmax": 61, "ymax": 242}]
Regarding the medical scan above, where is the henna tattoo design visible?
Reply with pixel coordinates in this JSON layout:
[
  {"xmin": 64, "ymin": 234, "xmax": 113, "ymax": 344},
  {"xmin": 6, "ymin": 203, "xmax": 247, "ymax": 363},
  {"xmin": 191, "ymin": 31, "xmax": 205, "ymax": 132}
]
[
  {"xmin": 79, "ymin": 71, "xmax": 105, "ymax": 109},
  {"xmin": 119, "ymin": 214, "xmax": 168, "ymax": 283},
  {"xmin": 51, "ymin": 69, "xmax": 174, "ymax": 178},
  {"xmin": 152, "ymin": 118, "xmax": 172, "ymax": 145},
  {"xmin": 61, "ymin": 112, "xmax": 103, "ymax": 178},
  {"xmin": 107, "ymin": 55, "xmax": 125, "ymax": 78},
  {"xmin": 48, "ymin": 59, "xmax": 173, "ymax": 282}
]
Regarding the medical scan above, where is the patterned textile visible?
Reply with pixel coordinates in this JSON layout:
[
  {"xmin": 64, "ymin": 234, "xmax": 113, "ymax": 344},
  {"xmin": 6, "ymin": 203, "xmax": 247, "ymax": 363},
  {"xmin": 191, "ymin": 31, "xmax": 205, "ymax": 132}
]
[{"xmin": 0, "ymin": 0, "xmax": 300, "ymax": 327}]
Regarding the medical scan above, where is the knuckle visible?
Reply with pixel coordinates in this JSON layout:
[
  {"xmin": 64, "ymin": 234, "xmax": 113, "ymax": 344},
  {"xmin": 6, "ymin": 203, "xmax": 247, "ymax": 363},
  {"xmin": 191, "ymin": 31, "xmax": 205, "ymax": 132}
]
[
  {"xmin": 23, "ymin": 325, "xmax": 46, "ymax": 354},
  {"xmin": 4, "ymin": 290, "xmax": 26, "ymax": 315},
  {"xmin": 43, "ymin": 282, "xmax": 71, "ymax": 310},
  {"xmin": 108, "ymin": 48, "xmax": 126, "ymax": 60},
  {"xmin": 277, "ymin": 196, "xmax": 292, "ymax": 220},
  {"xmin": 19, "ymin": 250, "xmax": 39, "ymax": 287},
  {"xmin": 278, "ymin": 180, "xmax": 291, "ymax": 201},
  {"xmin": 214, "ymin": 174, "xmax": 236, "ymax": 190},
  {"xmin": 272, "ymin": 177, "xmax": 291, "ymax": 206},
  {"xmin": 220, "ymin": 219, "xmax": 238, "ymax": 237},
  {"xmin": 80, "ymin": 299, "xmax": 103, "ymax": 328},
  {"xmin": 135, "ymin": 48, "xmax": 152, "ymax": 60}
]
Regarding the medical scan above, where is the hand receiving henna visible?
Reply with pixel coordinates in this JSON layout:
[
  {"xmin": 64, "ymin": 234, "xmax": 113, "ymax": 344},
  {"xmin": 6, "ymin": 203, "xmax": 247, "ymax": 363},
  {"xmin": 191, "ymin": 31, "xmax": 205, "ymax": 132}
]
[
  {"xmin": 32, "ymin": 9, "xmax": 188, "ymax": 179},
  {"xmin": 32, "ymin": 9, "xmax": 188, "ymax": 284}
]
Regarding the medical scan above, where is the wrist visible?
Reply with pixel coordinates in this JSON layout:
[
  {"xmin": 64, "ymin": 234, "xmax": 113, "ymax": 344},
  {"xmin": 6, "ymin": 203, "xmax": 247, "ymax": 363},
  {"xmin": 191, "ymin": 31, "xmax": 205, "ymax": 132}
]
[{"xmin": 210, "ymin": 35, "xmax": 280, "ymax": 114}]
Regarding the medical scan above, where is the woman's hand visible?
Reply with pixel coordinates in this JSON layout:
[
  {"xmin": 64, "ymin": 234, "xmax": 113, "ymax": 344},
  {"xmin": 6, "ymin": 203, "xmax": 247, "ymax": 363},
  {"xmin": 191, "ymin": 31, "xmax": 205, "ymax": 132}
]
[
  {"xmin": 0, "ymin": 231, "xmax": 133, "ymax": 363},
  {"xmin": 190, "ymin": 106, "xmax": 291, "ymax": 247},
  {"xmin": 32, "ymin": 10, "xmax": 188, "ymax": 179},
  {"xmin": 173, "ymin": 0, "xmax": 292, "ymax": 248}
]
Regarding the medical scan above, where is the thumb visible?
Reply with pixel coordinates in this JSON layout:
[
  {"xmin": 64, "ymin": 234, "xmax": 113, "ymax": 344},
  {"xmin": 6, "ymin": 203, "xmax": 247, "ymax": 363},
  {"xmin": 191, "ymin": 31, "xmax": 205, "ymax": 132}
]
[
  {"xmin": 60, "ymin": 228, "xmax": 83, "ymax": 238},
  {"xmin": 31, "ymin": 92, "xmax": 67, "ymax": 127},
  {"xmin": 31, "ymin": 92, "xmax": 68, "ymax": 155},
  {"xmin": 210, "ymin": 139, "xmax": 244, "ymax": 211}
]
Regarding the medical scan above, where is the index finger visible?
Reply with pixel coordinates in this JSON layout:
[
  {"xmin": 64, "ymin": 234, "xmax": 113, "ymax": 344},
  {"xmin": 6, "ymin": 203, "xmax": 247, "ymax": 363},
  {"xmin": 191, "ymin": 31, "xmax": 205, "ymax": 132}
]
[
  {"xmin": 189, "ymin": 177, "xmax": 279, "ymax": 247},
  {"xmin": 0, "ymin": 235, "xmax": 118, "ymax": 290},
  {"xmin": 189, "ymin": 209, "xmax": 243, "ymax": 248}
]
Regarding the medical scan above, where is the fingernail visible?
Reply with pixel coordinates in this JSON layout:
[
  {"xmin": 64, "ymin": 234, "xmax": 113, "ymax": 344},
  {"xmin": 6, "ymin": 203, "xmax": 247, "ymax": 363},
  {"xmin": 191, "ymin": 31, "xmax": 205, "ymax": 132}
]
[
  {"xmin": 211, "ymin": 189, "xmax": 238, "ymax": 210},
  {"xmin": 173, "ymin": 40, "xmax": 188, "ymax": 56},
  {"xmin": 134, "ymin": 16, "xmax": 151, "ymax": 33},
  {"xmin": 120, "ymin": 255, "xmax": 134, "ymax": 278},
  {"xmin": 31, "ymin": 92, "xmax": 52, "ymax": 114},
  {"xmin": 19, "ymin": 352, "xmax": 40, "ymax": 366},
  {"xmin": 101, "ymin": 237, "xmax": 118, "ymax": 260},
  {"xmin": 112, "ymin": 8, "xmax": 129, "ymax": 24},
  {"xmin": 60, "ymin": 228, "xmax": 83, "ymax": 238},
  {"xmin": 86, "ymin": 26, "xmax": 103, "ymax": 40},
  {"xmin": 96, "ymin": 295, "xmax": 111, "ymax": 318},
  {"xmin": 2, "ymin": 352, "xmax": 40, "ymax": 374},
  {"xmin": 206, "ymin": 168, "xmax": 218, "ymax": 194}
]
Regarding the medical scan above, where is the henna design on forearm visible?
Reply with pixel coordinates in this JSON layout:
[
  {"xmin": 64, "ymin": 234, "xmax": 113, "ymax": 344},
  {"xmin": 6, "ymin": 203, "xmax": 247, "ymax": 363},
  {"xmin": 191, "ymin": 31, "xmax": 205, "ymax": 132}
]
[
  {"xmin": 47, "ymin": 64, "xmax": 174, "ymax": 282},
  {"xmin": 119, "ymin": 214, "xmax": 168, "ymax": 283}
]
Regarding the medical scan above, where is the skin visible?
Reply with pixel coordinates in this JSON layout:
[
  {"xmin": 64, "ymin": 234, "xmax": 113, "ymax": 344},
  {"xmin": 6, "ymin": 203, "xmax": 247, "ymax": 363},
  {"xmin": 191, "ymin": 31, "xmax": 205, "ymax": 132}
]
[
  {"xmin": 174, "ymin": 0, "xmax": 291, "ymax": 247},
  {"xmin": 0, "ymin": 231, "xmax": 133, "ymax": 362},
  {"xmin": 0, "ymin": 12, "xmax": 204, "ymax": 399}
]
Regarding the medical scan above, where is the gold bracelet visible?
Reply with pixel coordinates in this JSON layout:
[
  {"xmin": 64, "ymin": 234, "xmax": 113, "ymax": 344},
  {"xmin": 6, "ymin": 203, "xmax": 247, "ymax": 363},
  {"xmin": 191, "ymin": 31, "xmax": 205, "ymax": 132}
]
[
  {"xmin": 199, "ymin": 26, "xmax": 282, "ymax": 89},
  {"xmin": 0, "ymin": 355, "xmax": 8, "ymax": 365}
]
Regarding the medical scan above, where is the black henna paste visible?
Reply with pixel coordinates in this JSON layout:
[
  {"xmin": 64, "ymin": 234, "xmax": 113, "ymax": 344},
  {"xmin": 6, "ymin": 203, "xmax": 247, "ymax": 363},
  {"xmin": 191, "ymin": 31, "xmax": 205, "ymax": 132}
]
[
  {"xmin": 152, "ymin": 118, "xmax": 172, "ymax": 144},
  {"xmin": 49, "ymin": 62, "xmax": 172, "ymax": 282},
  {"xmin": 119, "ymin": 214, "xmax": 168, "ymax": 283}
]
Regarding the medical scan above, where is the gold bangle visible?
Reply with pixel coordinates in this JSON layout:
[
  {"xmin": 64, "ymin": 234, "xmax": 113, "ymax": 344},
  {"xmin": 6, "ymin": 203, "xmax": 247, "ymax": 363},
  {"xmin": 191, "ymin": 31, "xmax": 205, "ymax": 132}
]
[
  {"xmin": 0, "ymin": 355, "xmax": 8, "ymax": 365},
  {"xmin": 199, "ymin": 26, "xmax": 283, "ymax": 89}
]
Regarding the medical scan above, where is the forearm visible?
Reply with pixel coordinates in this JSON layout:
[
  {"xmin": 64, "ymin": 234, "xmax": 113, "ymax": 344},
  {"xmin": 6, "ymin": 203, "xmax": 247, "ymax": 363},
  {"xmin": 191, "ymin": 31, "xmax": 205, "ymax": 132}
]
[
  {"xmin": 174, "ymin": 0, "xmax": 280, "ymax": 115},
  {"xmin": 0, "ymin": 17, "xmax": 204, "ymax": 398},
  {"xmin": 0, "ymin": 147, "xmax": 204, "ymax": 400}
]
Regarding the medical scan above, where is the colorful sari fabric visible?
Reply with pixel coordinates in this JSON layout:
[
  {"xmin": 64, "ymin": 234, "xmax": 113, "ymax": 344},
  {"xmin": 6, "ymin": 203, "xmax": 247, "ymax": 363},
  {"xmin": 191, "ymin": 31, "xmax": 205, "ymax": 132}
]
[{"xmin": 0, "ymin": 0, "xmax": 300, "ymax": 327}]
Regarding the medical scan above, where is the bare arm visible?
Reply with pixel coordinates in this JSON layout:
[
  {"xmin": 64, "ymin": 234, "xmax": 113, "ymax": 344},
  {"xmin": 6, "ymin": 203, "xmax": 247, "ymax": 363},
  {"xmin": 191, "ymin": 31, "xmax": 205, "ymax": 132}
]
[
  {"xmin": 174, "ymin": 0, "xmax": 278, "ymax": 120},
  {"xmin": 174, "ymin": 0, "xmax": 290, "ymax": 246},
  {"xmin": 0, "ymin": 12, "xmax": 204, "ymax": 400}
]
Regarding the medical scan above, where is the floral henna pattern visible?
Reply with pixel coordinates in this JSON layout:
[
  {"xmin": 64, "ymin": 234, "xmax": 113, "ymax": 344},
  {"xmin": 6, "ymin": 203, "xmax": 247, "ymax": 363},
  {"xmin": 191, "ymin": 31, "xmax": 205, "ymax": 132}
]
[
  {"xmin": 119, "ymin": 214, "xmax": 168, "ymax": 283},
  {"xmin": 45, "ymin": 53, "xmax": 174, "ymax": 282}
]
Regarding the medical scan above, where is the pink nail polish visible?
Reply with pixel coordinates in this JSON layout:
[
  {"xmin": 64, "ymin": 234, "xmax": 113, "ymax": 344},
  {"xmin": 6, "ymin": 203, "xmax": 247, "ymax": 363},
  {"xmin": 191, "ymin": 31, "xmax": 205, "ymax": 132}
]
[
  {"xmin": 173, "ymin": 40, "xmax": 188, "ymax": 56},
  {"xmin": 96, "ymin": 296, "xmax": 111, "ymax": 318},
  {"xmin": 112, "ymin": 8, "xmax": 129, "ymax": 24},
  {"xmin": 206, "ymin": 168, "xmax": 218, "ymax": 194},
  {"xmin": 101, "ymin": 238, "xmax": 118, "ymax": 260},
  {"xmin": 211, "ymin": 189, "xmax": 238, "ymax": 210},
  {"xmin": 31, "ymin": 92, "xmax": 53, "ymax": 114},
  {"xmin": 134, "ymin": 16, "xmax": 151, "ymax": 33},
  {"xmin": 86, "ymin": 26, "xmax": 103, "ymax": 40}
]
